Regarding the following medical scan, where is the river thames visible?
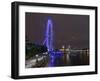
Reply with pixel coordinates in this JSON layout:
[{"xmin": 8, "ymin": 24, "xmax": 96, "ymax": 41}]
[{"xmin": 25, "ymin": 50, "xmax": 89, "ymax": 68}]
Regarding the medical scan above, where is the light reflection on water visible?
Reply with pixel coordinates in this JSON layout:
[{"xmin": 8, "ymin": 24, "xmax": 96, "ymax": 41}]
[
  {"xmin": 47, "ymin": 51, "xmax": 89, "ymax": 67},
  {"xmin": 26, "ymin": 51, "xmax": 89, "ymax": 68},
  {"xmin": 48, "ymin": 52, "xmax": 64, "ymax": 67}
]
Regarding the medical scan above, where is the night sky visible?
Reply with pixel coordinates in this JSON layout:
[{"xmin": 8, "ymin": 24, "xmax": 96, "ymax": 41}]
[{"xmin": 25, "ymin": 12, "xmax": 89, "ymax": 49}]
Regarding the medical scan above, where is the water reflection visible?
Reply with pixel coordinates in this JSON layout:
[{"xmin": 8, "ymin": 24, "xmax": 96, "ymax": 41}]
[
  {"xmin": 25, "ymin": 51, "xmax": 89, "ymax": 68},
  {"xmin": 47, "ymin": 51, "xmax": 89, "ymax": 67}
]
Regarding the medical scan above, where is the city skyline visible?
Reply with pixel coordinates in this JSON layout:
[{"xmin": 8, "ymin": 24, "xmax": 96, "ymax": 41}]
[{"xmin": 25, "ymin": 12, "xmax": 89, "ymax": 49}]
